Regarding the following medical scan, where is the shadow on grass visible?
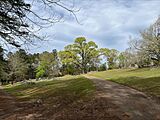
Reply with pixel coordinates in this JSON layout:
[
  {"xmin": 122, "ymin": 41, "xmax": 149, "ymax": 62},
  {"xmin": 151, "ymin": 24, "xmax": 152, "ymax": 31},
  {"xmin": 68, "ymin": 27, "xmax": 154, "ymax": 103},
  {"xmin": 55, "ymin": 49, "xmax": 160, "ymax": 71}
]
[
  {"xmin": 1, "ymin": 77, "xmax": 97, "ymax": 120},
  {"xmin": 4, "ymin": 77, "xmax": 95, "ymax": 102}
]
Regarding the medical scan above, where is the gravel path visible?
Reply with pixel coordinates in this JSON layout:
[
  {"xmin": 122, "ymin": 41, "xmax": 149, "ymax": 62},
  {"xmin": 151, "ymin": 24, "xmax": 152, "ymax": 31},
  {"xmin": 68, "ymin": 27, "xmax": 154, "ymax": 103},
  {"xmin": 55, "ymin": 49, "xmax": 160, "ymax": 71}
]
[{"xmin": 85, "ymin": 76, "xmax": 160, "ymax": 120}]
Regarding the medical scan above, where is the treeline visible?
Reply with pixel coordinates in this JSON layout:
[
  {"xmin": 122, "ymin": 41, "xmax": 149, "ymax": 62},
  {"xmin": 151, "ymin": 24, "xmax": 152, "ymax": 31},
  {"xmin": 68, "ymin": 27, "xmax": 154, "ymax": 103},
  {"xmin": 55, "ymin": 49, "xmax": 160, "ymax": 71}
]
[{"xmin": 0, "ymin": 17, "xmax": 160, "ymax": 85}]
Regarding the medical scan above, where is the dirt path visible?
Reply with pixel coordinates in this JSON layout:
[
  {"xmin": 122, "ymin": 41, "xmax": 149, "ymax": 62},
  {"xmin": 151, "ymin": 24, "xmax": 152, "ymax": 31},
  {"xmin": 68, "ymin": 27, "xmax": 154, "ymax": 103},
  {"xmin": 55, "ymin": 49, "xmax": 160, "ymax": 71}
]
[
  {"xmin": 85, "ymin": 76, "xmax": 160, "ymax": 120},
  {"xmin": 1, "ymin": 78, "xmax": 160, "ymax": 120}
]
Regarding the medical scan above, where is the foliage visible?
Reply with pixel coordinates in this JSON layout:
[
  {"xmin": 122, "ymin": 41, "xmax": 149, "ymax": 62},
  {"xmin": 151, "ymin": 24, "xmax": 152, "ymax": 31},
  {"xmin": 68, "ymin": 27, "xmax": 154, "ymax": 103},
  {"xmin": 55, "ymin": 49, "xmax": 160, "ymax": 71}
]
[
  {"xmin": 36, "ymin": 50, "xmax": 60, "ymax": 78},
  {"xmin": 99, "ymin": 48, "xmax": 119, "ymax": 69},
  {"xmin": 59, "ymin": 37, "xmax": 100, "ymax": 74},
  {"xmin": 0, "ymin": 0, "xmax": 30, "ymax": 47},
  {"xmin": 36, "ymin": 62, "xmax": 46, "ymax": 78}
]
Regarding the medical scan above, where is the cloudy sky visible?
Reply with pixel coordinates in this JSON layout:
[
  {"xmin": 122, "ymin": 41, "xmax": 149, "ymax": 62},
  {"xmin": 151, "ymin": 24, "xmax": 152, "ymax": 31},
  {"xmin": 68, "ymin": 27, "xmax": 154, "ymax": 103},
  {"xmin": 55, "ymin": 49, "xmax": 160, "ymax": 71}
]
[{"xmin": 30, "ymin": 0, "xmax": 160, "ymax": 53}]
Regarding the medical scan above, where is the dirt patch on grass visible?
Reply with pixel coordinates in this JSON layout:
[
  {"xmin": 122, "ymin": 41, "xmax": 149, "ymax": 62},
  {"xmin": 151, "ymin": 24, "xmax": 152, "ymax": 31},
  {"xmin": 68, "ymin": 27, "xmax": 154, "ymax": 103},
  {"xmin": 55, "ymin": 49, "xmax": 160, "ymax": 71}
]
[
  {"xmin": 0, "ymin": 88, "xmax": 126, "ymax": 120},
  {"xmin": 53, "ymin": 97, "xmax": 123, "ymax": 120}
]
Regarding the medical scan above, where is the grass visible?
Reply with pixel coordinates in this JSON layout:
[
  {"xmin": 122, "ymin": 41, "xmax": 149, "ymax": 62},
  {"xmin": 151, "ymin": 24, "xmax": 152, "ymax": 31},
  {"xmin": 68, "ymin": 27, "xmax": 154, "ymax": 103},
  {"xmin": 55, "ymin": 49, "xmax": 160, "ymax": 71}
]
[
  {"xmin": 2, "ymin": 75, "xmax": 96, "ymax": 119},
  {"xmin": 4, "ymin": 75, "xmax": 95, "ymax": 102},
  {"xmin": 88, "ymin": 68, "xmax": 160, "ymax": 97}
]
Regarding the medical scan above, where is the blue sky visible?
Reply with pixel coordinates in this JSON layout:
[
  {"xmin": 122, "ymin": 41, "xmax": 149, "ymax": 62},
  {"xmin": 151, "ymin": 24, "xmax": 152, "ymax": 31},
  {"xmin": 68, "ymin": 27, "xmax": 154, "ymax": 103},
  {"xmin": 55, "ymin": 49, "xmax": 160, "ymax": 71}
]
[{"xmin": 29, "ymin": 0, "xmax": 160, "ymax": 53}]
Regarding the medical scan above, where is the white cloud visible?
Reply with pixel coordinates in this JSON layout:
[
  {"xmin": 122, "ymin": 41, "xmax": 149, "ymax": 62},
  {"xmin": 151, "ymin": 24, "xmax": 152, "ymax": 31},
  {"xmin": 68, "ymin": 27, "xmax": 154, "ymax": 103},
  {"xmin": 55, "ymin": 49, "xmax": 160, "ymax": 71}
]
[{"xmin": 30, "ymin": 0, "xmax": 160, "ymax": 53}]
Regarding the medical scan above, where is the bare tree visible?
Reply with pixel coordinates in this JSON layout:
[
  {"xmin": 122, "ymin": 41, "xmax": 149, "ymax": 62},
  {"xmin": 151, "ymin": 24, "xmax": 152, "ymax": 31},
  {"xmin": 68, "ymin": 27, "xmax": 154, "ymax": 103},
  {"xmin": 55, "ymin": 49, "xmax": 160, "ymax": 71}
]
[
  {"xmin": 0, "ymin": 0, "xmax": 79, "ymax": 48},
  {"xmin": 129, "ymin": 17, "xmax": 160, "ymax": 66}
]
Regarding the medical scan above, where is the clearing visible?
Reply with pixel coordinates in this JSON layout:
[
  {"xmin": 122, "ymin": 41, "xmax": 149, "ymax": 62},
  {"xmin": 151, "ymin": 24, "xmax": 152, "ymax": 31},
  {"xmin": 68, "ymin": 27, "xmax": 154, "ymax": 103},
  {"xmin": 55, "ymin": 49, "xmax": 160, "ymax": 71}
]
[{"xmin": 0, "ymin": 68, "xmax": 160, "ymax": 120}]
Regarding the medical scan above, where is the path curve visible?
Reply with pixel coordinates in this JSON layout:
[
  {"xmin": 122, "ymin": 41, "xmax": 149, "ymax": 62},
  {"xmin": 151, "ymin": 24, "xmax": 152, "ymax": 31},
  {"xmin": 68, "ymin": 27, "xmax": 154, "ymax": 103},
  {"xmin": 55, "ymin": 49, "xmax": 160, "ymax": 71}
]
[{"xmin": 85, "ymin": 76, "xmax": 160, "ymax": 120}]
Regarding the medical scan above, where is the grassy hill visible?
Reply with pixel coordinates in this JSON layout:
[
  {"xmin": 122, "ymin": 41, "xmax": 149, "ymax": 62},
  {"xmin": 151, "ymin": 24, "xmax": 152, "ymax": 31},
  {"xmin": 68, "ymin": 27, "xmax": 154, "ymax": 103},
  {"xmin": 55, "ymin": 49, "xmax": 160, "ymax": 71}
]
[
  {"xmin": 88, "ymin": 68, "xmax": 160, "ymax": 97},
  {"xmin": 4, "ymin": 75, "xmax": 95, "ymax": 101}
]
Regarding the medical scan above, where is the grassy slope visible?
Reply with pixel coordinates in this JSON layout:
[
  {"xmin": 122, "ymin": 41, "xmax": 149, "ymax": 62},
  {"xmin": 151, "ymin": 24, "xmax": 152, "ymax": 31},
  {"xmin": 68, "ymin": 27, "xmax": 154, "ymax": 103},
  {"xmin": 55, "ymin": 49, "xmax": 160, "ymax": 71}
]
[
  {"xmin": 3, "ymin": 76, "xmax": 97, "ymax": 119},
  {"xmin": 4, "ymin": 75, "xmax": 95, "ymax": 102},
  {"xmin": 88, "ymin": 68, "xmax": 160, "ymax": 97}
]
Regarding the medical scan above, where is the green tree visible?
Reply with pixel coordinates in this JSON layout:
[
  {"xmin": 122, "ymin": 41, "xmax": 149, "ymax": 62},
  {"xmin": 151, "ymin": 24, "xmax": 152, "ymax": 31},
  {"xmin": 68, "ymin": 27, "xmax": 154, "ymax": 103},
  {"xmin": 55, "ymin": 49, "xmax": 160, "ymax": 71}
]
[
  {"xmin": 59, "ymin": 50, "xmax": 80, "ymax": 75},
  {"xmin": 36, "ymin": 50, "xmax": 60, "ymax": 79},
  {"xmin": 99, "ymin": 48, "xmax": 119, "ymax": 69},
  {"xmin": 118, "ymin": 52, "xmax": 126, "ymax": 68},
  {"xmin": 36, "ymin": 62, "xmax": 47, "ymax": 78},
  {"xmin": 63, "ymin": 37, "xmax": 99, "ymax": 74}
]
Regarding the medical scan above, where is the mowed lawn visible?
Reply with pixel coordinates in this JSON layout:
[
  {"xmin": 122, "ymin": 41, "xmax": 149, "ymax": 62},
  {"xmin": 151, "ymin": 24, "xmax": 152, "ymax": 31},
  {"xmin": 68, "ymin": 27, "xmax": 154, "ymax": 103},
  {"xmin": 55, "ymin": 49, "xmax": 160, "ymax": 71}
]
[
  {"xmin": 88, "ymin": 68, "xmax": 160, "ymax": 97},
  {"xmin": 4, "ymin": 75, "xmax": 95, "ymax": 102}
]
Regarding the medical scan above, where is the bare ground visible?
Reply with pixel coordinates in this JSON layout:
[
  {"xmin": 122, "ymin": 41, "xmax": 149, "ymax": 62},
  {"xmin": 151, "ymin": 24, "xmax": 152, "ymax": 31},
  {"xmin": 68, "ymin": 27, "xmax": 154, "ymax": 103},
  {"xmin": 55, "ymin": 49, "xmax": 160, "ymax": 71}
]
[
  {"xmin": 0, "ymin": 77, "xmax": 160, "ymax": 120},
  {"xmin": 85, "ymin": 76, "xmax": 160, "ymax": 120}
]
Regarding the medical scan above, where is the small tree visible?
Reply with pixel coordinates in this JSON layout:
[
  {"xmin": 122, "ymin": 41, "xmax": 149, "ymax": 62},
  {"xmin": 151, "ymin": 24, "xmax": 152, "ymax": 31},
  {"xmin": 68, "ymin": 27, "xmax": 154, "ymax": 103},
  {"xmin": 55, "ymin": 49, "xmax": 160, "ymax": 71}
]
[{"xmin": 36, "ymin": 50, "xmax": 61, "ymax": 79}]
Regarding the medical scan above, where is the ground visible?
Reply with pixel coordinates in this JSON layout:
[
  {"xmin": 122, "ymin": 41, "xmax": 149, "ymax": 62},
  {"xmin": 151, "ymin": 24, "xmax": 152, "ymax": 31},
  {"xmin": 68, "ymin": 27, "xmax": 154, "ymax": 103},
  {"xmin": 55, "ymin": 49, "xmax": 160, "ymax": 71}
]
[
  {"xmin": 88, "ymin": 68, "xmax": 160, "ymax": 97},
  {"xmin": 85, "ymin": 76, "xmax": 160, "ymax": 120},
  {"xmin": 0, "ymin": 69, "xmax": 160, "ymax": 120}
]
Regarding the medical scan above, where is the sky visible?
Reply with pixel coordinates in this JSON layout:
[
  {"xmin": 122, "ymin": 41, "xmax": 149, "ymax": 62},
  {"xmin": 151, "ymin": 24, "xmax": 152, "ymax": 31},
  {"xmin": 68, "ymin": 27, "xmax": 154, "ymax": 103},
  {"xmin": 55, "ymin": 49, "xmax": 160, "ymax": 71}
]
[{"xmin": 29, "ymin": 0, "xmax": 160, "ymax": 53}]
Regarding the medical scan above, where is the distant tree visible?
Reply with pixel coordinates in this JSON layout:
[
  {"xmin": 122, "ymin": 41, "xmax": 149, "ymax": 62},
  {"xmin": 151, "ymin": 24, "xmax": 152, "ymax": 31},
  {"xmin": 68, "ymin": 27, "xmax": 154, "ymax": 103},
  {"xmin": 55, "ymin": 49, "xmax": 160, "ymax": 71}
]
[
  {"xmin": 99, "ymin": 48, "xmax": 119, "ymax": 69},
  {"xmin": 118, "ymin": 52, "xmax": 126, "ymax": 68},
  {"xmin": 49, "ymin": 49, "xmax": 61, "ymax": 77},
  {"xmin": 59, "ymin": 49, "xmax": 80, "ymax": 75},
  {"xmin": 130, "ymin": 17, "xmax": 160, "ymax": 66},
  {"xmin": 63, "ymin": 37, "xmax": 99, "ymax": 74},
  {"xmin": 28, "ymin": 53, "xmax": 40, "ymax": 79},
  {"xmin": 107, "ymin": 49, "xmax": 119, "ymax": 69},
  {"xmin": 88, "ymin": 50, "xmax": 101, "ymax": 72},
  {"xmin": 7, "ymin": 49, "xmax": 29, "ymax": 83},
  {"xmin": 98, "ymin": 63, "xmax": 107, "ymax": 71},
  {"xmin": 118, "ymin": 47, "xmax": 151, "ymax": 68},
  {"xmin": 36, "ymin": 50, "xmax": 60, "ymax": 79},
  {"xmin": 36, "ymin": 62, "xmax": 47, "ymax": 78},
  {"xmin": 121, "ymin": 48, "xmax": 137, "ymax": 68}
]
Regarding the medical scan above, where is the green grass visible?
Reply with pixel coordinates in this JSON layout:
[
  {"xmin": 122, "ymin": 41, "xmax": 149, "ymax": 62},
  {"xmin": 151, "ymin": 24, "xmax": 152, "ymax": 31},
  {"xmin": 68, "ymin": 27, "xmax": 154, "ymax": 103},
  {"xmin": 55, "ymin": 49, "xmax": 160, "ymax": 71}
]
[
  {"xmin": 88, "ymin": 68, "xmax": 160, "ymax": 97},
  {"xmin": 4, "ymin": 75, "xmax": 95, "ymax": 103}
]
